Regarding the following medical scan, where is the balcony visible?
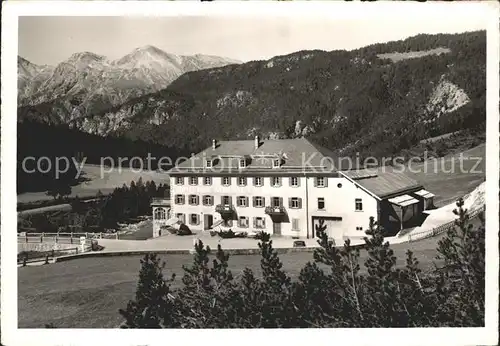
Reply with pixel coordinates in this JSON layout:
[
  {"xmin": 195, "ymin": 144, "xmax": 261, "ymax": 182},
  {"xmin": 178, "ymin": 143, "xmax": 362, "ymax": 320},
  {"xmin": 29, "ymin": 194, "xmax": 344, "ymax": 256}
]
[
  {"xmin": 265, "ymin": 205, "xmax": 286, "ymax": 215},
  {"xmin": 215, "ymin": 204, "xmax": 235, "ymax": 217},
  {"xmin": 151, "ymin": 197, "xmax": 170, "ymax": 206}
]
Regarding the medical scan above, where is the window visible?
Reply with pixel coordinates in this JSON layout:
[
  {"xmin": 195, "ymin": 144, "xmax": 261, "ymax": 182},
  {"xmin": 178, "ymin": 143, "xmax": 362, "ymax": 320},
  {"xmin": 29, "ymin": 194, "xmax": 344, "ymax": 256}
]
[
  {"xmin": 189, "ymin": 195, "xmax": 199, "ymax": 205},
  {"xmin": 253, "ymin": 177, "xmax": 263, "ymax": 187},
  {"xmin": 237, "ymin": 196, "xmax": 248, "ymax": 207},
  {"xmin": 289, "ymin": 197, "xmax": 301, "ymax": 209},
  {"xmin": 222, "ymin": 177, "xmax": 231, "ymax": 186},
  {"xmin": 271, "ymin": 197, "xmax": 281, "ymax": 208},
  {"xmin": 239, "ymin": 159, "xmax": 246, "ymax": 169},
  {"xmin": 356, "ymin": 226, "xmax": 364, "ymax": 231},
  {"xmin": 271, "ymin": 177, "xmax": 281, "ymax": 187},
  {"xmin": 238, "ymin": 216, "xmax": 249, "ymax": 228},
  {"xmin": 292, "ymin": 218, "xmax": 300, "ymax": 231},
  {"xmin": 317, "ymin": 198, "xmax": 325, "ymax": 210},
  {"xmin": 189, "ymin": 177, "xmax": 198, "ymax": 185},
  {"xmin": 175, "ymin": 194, "xmax": 185, "ymax": 205},
  {"xmin": 222, "ymin": 195, "xmax": 231, "ymax": 205},
  {"xmin": 273, "ymin": 159, "xmax": 281, "ymax": 168},
  {"xmin": 315, "ymin": 177, "xmax": 326, "ymax": 187},
  {"xmin": 355, "ymin": 198, "xmax": 363, "ymax": 211},
  {"xmin": 203, "ymin": 177, "xmax": 212, "ymax": 185},
  {"xmin": 154, "ymin": 208, "xmax": 166, "ymax": 220},
  {"xmin": 190, "ymin": 214, "xmax": 200, "ymax": 225},
  {"xmin": 223, "ymin": 219, "xmax": 233, "ymax": 227},
  {"xmin": 254, "ymin": 217, "xmax": 266, "ymax": 229},
  {"xmin": 202, "ymin": 195, "xmax": 213, "ymax": 206},
  {"xmin": 238, "ymin": 177, "xmax": 247, "ymax": 186},
  {"xmin": 176, "ymin": 213, "xmax": 185, "ymax": 224},
  {"xmin": 290, "ymin": 177, "xmax": 299, "ymax": 187},
  {"xmin": 206, "ymin": 159, "xmax": 212, "ymax": 168},
  {"xmin": 175, "ymin": 177, "xmax": 184, "ymax": 185},
  {"xmin": 253, "ymin": 196, "xmax": 265, "ymax": 208}
]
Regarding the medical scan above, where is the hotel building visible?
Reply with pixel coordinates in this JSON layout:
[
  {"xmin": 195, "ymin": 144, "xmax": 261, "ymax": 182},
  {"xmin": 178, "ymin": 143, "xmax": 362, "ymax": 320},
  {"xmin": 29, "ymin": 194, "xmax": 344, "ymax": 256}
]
[{"xmin": 152, "ymin": 137, "xmax": 434, "ymax": 241}]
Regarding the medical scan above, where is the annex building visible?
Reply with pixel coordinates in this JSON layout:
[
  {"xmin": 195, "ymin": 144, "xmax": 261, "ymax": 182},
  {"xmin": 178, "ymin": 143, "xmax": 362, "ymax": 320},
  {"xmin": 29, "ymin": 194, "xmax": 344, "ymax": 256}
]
[{"xmin": 152, "ymin": 136, "xmax": 434, "ymax": 241}]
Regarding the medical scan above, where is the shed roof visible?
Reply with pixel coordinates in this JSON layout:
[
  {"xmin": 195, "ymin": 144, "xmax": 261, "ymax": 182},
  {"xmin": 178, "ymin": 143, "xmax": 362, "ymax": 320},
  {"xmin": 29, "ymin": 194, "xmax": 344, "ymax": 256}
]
[
  {"xmin": 342, "ymin": 167, "xmax": 422, "ymax": 199},
  {"xmin": 414, "ymin": 189, "xmax": 435, "ymax": 198},
  {"xmin": 389, "ymin": 194, "xmax": 419, "ymax": 207}
]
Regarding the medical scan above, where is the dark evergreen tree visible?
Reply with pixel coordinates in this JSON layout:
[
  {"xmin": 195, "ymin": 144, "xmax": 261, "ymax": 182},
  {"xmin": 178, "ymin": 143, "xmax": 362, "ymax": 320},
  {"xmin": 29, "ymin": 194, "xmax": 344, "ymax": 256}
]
[{"xmin": 119, "ymin": 253, "xmax": 175, "ymax": 328}]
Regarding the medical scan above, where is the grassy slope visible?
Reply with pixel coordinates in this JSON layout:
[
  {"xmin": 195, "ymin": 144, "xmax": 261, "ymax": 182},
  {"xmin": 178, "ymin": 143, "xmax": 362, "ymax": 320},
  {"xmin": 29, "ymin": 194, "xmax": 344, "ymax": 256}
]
[{"xmin": 18, "ymin": 230, "xmax": 455, "ymax": 328}]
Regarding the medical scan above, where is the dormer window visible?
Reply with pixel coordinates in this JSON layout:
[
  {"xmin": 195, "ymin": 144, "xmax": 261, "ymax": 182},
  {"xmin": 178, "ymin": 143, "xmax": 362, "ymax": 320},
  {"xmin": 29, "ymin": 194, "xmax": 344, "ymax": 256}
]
[
  {"xmin": 273, "ymin": 159, "xmax": 281, "ymax": 168},
  {"xmin": 206, "ymin": 159, "xmax": 212, "ymax": 168},
  {"xmin": 239, "ymin": 158, "xmax": 246, "ymax": 169}
]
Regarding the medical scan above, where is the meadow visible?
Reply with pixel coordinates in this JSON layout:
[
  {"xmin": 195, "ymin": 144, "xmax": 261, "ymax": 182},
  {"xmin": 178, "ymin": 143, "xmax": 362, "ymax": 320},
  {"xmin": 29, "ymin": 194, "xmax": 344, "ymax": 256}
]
[{"xmin": 18, "ymin": 232, "xmax": 448, "ymax": 328}]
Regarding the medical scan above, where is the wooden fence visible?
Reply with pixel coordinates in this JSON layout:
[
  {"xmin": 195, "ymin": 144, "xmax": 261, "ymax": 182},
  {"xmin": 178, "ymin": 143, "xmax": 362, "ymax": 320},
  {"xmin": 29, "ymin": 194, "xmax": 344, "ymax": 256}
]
[
  {"xmin": 17, "ymin": 232, "xmax": 119, "ymax": 243},
  {"xmin": 408, "ymin": 205, "xmax": 485, "ymax": 243}
]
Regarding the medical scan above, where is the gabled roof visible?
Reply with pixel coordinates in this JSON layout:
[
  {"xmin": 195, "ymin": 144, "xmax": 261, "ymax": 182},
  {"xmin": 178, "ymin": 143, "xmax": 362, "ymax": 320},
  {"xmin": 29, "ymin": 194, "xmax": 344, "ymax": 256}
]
[
  {"xmin": 341, "ymin": 167, "xmax": 423, "ymax": 199},
  {"xmin": 170, "ymin": 137, "xmax": 351, "ymax": 174}
]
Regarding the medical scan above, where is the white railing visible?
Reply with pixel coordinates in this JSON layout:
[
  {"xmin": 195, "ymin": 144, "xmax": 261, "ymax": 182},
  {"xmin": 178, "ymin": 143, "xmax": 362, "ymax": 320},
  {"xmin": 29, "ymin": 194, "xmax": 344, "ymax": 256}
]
[
  {"xmin": 17, "ymin": 232, "xmax": 119, "ymax": 243},
  {"xmin": 408, "ymin": 205, "xmax": 485, "ymax": 243}
]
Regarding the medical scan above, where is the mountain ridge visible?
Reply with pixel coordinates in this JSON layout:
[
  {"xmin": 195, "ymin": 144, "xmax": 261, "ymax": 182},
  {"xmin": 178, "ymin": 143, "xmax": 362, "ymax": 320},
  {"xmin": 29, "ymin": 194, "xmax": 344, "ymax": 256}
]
[{"xmin": 19, "ymin": 32, "xmax": 485, "ymax": 160}]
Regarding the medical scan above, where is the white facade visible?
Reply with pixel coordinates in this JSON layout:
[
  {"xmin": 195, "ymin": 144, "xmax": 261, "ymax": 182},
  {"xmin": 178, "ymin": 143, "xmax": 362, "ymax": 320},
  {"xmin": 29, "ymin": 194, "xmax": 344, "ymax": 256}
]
[{"xmin": 168, "ymin": 174, "xmax": 379, "ymax": 240}]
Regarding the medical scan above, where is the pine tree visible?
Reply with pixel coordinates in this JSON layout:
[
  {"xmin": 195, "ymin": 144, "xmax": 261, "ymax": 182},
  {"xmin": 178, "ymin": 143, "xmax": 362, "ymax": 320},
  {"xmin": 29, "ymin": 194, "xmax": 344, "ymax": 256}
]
[
  {"xmin": 256, "ymin": 232, "xmax": 296, "ymax": 327},
  {"xmin": 434, "ymin": 198, "xmax": 485, "ymax": 326},
  {"xmin": 176, "ymin": 240, "xmax": 213, "ymax": 328},
  {"xmin": 311, "ymin": 218, "xmax": 364, "ymax": 326},
  {"xmin": 363, "ymin": 216, "xmax": 403, "ymax": 327},
  {"xmin": 119, "ymin": 253, "xmax": 174, "ymax": 328}
]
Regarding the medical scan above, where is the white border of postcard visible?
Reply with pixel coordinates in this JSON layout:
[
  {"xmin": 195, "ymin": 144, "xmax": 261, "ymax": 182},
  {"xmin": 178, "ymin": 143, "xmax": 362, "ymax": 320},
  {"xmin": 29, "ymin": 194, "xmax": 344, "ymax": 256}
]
[{"xmin": 2, "ymin": 1, "xmax": 499, "ymax": 346}]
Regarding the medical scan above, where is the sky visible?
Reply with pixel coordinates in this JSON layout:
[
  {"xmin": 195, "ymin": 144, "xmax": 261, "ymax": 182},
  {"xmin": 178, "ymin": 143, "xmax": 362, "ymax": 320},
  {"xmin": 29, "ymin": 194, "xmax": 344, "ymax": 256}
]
[{"xmin": 18, "ymin": 15, "xmax": 487, "ymax": 66}]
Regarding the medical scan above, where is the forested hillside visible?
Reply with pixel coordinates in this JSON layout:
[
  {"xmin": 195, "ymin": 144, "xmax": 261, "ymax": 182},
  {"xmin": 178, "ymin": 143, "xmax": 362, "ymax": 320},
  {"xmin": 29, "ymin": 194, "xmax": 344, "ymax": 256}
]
[
  {"xmin": 18, "ymin": 31, "xmax": 486, "ymax": 173},
  {"xmin": 17, "ymin": 120, "xmax": 188, "ymax": 194}
]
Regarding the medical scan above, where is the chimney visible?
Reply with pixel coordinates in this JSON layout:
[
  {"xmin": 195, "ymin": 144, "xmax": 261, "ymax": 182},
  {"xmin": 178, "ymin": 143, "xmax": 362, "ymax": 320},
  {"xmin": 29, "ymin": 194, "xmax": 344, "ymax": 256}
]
[
  {"xmin": 254, "ymin": 135, "xmax": 260, "ymax": 149},
  {"xmin": 212, "ymin": 139, "xmax": 216, "ymax": 150}
]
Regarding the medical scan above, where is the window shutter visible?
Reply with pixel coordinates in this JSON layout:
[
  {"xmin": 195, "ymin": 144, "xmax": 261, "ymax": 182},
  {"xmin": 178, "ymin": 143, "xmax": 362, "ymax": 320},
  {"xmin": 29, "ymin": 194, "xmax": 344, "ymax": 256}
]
[
  {"xmin": 278, "ymin": 177, "xmax": 282, "ymax": 187},
  {"xmin": 262, "ymin": 218, "xmax": 266, "ymax": 228},
  {"xmin": 245, "ymin": 196, "xmax": 249, "ymax": 207},
  {"xmin": 289, "ymin": 177, "xmax": 293, "ymax": 186},
  {"xmin": 262, "ymin": 197, "xmax": 265, "ymax": 206},
  {"xmin": 324, "ymin": 178, "xmax": 329, "ymax": 187},
  {"xmin": 314, "ymin": 178, "xmax": 318, "ymax": 187},
  {"xmin": 288, "ymin": 197, "xmax": 292, "ymax": 208},
  {"xmin": 298, "ymin": 198, "xmax": 302, "ymax": 209},
  {"xmin": 279, "ymin": 197, "xmax": 283, "ymax": 207},
  {"xmin": 253, "ymin": 217, "xmax": 257, "ymax": 228},
  {"xmin": 229, "ymin": 196, "xmax": 233, "ymax": 205},
  {"xmin": 221, "ymin": 196, "xmax": 225, "ymax": 204},
  {"xmin": 297, "ymin": 177, "xmax": 301, "ymax": 187},
  {"xmin": 252, "ymin": 197, "xmax": 256, "ymax": 207}
]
